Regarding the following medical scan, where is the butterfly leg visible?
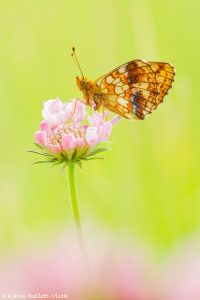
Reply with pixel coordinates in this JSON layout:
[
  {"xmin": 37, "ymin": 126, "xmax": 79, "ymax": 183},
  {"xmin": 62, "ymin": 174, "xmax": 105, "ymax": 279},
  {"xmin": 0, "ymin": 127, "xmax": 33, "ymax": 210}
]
[
  {"xmin": 102, "ymin": 103, "xmax": 108, "ymax": 121},
  {"xmin": 67, "ymin": 99, "xmax": 78, "ymax": 123}
]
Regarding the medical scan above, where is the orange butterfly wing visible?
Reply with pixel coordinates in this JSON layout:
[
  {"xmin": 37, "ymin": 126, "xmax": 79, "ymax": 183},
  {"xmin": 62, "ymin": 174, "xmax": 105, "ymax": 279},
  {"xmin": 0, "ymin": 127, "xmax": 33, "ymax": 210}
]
[{"xmin": 95, "ymin": 59, "xmax": 175, "ymax": 119}]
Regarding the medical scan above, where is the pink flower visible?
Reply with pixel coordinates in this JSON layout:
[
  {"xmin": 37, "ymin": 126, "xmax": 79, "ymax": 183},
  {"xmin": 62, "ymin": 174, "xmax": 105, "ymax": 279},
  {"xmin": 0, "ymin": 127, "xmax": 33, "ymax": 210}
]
[
  {"xmin": 0, "ymin": 232, "xmax": 156, "ymax": 300},
  {"xmin": 33, "ymin": 99, "xmax": 119, "ymax": 165},
  {"xmin": 159, "ymin": 239, "xmax": 200, "ymax": 300}
]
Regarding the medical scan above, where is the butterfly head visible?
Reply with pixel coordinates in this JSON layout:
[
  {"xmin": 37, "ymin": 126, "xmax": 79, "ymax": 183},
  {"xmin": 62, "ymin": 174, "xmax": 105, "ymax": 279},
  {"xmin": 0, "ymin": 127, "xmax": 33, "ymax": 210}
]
[{"xmin": 76, "ymin": 76, "xmax": 88, "ymax": 90}]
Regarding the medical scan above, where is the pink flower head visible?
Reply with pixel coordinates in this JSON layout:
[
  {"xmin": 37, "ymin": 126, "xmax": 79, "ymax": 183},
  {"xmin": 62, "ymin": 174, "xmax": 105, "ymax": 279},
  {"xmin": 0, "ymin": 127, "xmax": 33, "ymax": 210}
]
[{"xmin": 33, "ymin": 99, "xmax": 120, "ymax": 165}]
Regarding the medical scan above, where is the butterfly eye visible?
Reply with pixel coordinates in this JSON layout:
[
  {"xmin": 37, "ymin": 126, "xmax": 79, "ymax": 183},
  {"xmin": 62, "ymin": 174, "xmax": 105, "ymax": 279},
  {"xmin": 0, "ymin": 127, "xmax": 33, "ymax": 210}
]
[{"xmin": 83, "ymin": 81, "xmax": 89, "ymax": 90}]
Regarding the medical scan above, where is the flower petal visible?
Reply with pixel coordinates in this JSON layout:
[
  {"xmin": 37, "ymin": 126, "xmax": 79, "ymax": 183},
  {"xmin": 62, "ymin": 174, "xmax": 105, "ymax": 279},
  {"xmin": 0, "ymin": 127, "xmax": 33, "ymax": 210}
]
[
  {"xmin": 62, "ymin": 133, "xmax": 76, "ymax": 150},
  {"xmin": 65, "ymin": 99, "xmax": 87, "ymax": 125},
  {"xmin": 40, "ymin": 120, "xmax": 49, "ymax": 130},
  {"xmin": 110, "ymin": 115, "xmax": 121, "ymax": 125},
  {"xmin": 85, "ymin": 127, "xmax": 99, "ymax": 146},
  {"xmin": 98, "ymin": 122, "xmax": 112, "ymax": 142},
  {"xmin": 49, "ymin": 144, "xmax": 62, "ymax": 154},
  {"xmin": 88, "ymin": 111, "xmax": 104, "ymax": 127},
  {"xmin": 42, "ymin": 99, "xmax": 68, "ymax": 128},
  {"xmin": 34, "ymin": 131, "xmax": 47, "ymax": 146},
  {"xmin": 76, "ymin": 137, "xmax": 86, "ymax": 148}
]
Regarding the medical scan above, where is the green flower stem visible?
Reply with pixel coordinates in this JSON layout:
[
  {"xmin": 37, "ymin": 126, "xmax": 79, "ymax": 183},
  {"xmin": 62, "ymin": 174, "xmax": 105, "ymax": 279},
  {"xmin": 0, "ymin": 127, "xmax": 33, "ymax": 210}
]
[{"xmin": 67, "ymin": 162, "xmax": 86, "ymax": 257}]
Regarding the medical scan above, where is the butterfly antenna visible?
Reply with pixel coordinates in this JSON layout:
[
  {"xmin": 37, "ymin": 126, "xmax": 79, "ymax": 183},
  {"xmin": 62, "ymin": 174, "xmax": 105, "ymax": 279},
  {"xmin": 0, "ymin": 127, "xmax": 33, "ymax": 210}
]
[{"xmin": 71, "ymin": 47, "xmax": 85, "ymax": 79}]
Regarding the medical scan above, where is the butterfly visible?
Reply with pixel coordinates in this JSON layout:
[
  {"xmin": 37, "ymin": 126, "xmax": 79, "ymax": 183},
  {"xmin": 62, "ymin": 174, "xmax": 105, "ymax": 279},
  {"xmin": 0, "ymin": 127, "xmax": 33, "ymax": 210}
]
[{"xmin": 73, "ymin": 48, "xmax": 175, "ymax": 120}]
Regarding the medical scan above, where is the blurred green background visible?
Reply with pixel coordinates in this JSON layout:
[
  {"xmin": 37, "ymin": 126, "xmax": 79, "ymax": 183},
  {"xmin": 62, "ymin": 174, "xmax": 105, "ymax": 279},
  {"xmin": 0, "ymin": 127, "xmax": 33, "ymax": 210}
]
[{"xmin": 0, "ymin": 0, "xmax": 199, "ymax": 259}]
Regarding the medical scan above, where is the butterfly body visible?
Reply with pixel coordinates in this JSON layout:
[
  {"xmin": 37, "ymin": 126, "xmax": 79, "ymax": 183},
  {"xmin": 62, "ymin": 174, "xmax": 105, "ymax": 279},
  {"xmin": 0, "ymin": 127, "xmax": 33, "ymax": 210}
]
[
  {"xmin": 76, "ymin": 77, "xmax": 105, "ymax": 110},
  {"xmin": 76, "ymin": 59, "xmax": 175, "ymax": 120}
]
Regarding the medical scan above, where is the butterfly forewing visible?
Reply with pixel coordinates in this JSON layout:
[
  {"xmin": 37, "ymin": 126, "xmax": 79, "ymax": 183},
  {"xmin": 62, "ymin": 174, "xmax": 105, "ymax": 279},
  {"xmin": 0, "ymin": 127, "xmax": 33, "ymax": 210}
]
[{"xmin": 95, "ymin": 59, "xmax": 175, "ymax": 119}]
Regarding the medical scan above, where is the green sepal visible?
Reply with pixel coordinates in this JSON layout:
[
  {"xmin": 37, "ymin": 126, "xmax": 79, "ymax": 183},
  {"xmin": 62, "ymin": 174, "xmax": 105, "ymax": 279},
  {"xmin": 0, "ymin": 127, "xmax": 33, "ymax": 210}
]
[
  {"xmin": 84, "ymin": 147, "xmax": 111, "ymax": 158},
  {"xmin": 29, "ymin": 144, "xmax": 110, "ymax": 169},
  {"xmin": 33, "ymin": 143, "xmax": 44, "ymax": 150},
  {"xmin": 81, "ymin": 156, "xmax": 104, "ymax": 161},
  {"xmin": 51, "ymin": 159, "xmax": 65, "ymax": 167},
  {"xmin": 27, "ymin": 150, "xmax": 53, "ymax": 157},
  {"xmin": 33, "ymin": 159, "xmax": 56, "ymax": 165},
  {"xmin": 75, "ymin": 160, "xmax": 82, "ymax": 168}
]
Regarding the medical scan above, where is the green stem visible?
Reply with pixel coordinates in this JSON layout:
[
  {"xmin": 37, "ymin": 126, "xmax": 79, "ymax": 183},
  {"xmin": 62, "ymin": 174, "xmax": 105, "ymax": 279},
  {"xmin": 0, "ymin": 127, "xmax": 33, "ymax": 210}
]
[{"xmin": 67, "ymin": 162, "xmax": 86, "ymax": 255}]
